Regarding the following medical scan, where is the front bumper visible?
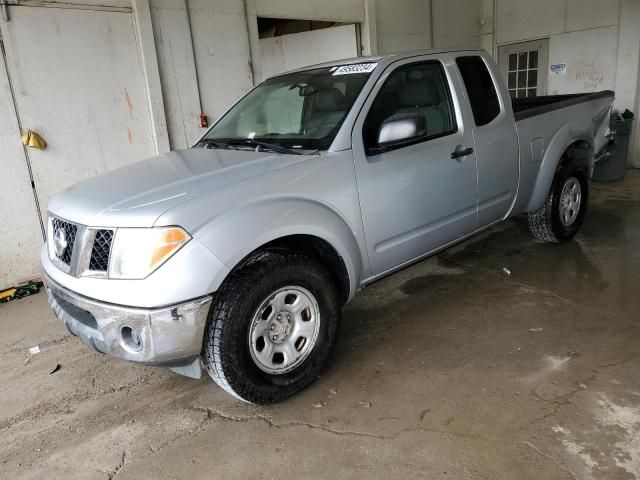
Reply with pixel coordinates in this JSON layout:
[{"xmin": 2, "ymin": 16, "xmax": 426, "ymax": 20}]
[{"xmin": 43, "ymin": 273, "xmax": 211, "ymax": 376}]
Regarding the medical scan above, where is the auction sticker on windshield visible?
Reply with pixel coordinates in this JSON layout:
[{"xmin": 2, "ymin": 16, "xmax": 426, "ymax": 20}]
[{"xmin": 332, "ymin": 63, "xmax": 378, "ymax": 75}]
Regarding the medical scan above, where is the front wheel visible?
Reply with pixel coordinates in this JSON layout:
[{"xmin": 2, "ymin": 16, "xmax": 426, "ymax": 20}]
[
  {"xmin": 202, "ymin": 249, "xmax": 339, "ymax": 404},
  {"xmin": 528, "ymin": 160, "xmax": 589, "ymax": 243}
]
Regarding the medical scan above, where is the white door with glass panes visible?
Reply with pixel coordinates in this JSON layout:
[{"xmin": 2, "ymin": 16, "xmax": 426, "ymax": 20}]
[
  {"xmin": 498, "ymin": 39, "xmax": 549, "ymax": 98},
  {"xmin": 0, "ymin": 5, "xmax": 156, "ymax": 289}
]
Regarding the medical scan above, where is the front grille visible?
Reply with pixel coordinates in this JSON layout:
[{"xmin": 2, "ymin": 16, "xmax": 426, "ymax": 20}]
[
  {"xmin": 89, "ymin": 229, "xmax": 113, "ymax": 272},
  {"xmin": 51, "ymin": 217, "xmax": 78, "ymax": 265}
]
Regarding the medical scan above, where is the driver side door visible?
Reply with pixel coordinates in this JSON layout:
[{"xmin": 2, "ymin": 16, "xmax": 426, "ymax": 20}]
[{"xmin": 352, "ymin": 57, "xmax": 479, "ymax": 276}]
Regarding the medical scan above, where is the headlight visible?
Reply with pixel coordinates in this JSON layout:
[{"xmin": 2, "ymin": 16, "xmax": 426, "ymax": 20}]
[{"xmin": 109, "ymin": 227, "xmax": 191, "ymax": 279}]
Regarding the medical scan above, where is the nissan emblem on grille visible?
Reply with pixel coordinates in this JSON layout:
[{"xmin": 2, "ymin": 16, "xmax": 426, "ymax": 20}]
[
  {"xmin": 50, "ymin": 217, "xmax": 78, "ymax": 266},
  {"xmin": 53, "ymin": 228, "xmax": 68, "ymax": 257}
]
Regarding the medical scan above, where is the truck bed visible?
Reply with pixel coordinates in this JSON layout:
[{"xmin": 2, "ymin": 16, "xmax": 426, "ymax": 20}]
[{"xmin": 512, "ymin": 91, "xmax": 615, "ymax": 121}]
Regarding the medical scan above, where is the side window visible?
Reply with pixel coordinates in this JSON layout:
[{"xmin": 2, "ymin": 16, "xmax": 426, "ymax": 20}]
[
  {"xmin": 455, "ymin": 56, "xmax": 501, "ymax": 126},
  {"xmin": 363, "ymin": 62, "xmax": 457, "ymax": 153}
]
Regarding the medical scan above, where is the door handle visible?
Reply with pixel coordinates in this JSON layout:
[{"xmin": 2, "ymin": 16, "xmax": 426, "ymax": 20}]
[{"xmin": 451, "ymin": 146, "xmax": 474, "ymax": 160}]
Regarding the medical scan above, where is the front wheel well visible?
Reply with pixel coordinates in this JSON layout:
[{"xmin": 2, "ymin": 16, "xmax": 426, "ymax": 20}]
[{"xmin": 236, "ymin": 235, "xmax": 351, "ymax": 305}]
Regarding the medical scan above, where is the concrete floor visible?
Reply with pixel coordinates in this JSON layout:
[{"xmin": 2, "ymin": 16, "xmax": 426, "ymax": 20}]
[{"xmin": 2, "ymin": 172, "xmax": 640, "ymax": 480}]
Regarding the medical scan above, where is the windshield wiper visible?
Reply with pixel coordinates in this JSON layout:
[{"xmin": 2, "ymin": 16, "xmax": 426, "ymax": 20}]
[
  {"xmin": 225, "ymin": 138, "xmax": 308, "ymax": 155},
  {"xmin": 195, "ymin": 138, "xmax": 233, "ymax": 150}
]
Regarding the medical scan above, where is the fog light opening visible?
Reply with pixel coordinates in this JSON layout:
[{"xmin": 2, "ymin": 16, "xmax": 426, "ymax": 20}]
[{"xmin": 120, "ymin": 325, "xmax": 143, "ymax": 352}]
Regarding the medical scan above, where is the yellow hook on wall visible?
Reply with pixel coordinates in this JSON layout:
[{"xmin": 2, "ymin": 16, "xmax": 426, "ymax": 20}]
[{"xmin": 21, "ymin": 130, "xmax": 47, "ymax": 150}]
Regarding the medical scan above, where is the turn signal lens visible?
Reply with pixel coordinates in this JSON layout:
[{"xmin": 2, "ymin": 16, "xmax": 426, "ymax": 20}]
[{"xmin": 150, "ymin": 228, "xmax": 190, "ymax": 269}]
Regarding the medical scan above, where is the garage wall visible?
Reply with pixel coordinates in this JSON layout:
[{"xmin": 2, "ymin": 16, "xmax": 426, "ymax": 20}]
[
  {"xmin": 373, "ymin": 0, "xmax": 481, "ymax": 55},
  {"xmin": 189, "ymin": 0, "xmax": 254, "ymax": 126},
  {"xmin": 489, "ymin": 0, "xmax": 639, "ymax": 106},
  {"xmin": 482, "ymin": 0, "xmax": 640, "ymax": 167},
  {"xmin": 149, "ymin": 0, "xmax": 201, "ymax": 150},
  {"xmin": 374, "ymin": 0, "xmax": 431, "ymax": 54},
  {"xmin": 150, "ymin": 0, "xmax": 370, "ymax": 150},
  {"xmin": 547, "ymin": 26, "xmax": 619, "ymax": 95},
  {"xmin": 255, "ymin": 0, "xmax": 364, "ymax": 23},
  {"xmin": 432, "ymin": 0, "xmax": 482, "ymax": 49},
  {"xmin": 0, "ymin": 51, "xmax": 43, "ymax": 288},
  {"xmin": 260, "ymin": 25, "xmax": 359, "ymax": 79},
  {"xmin": 0, "ymin": 0, "xmax": 164, "ymax": 289},
  {"xmin": 150, "ymin": 0, "xmax": 254, "ymax": 149}
]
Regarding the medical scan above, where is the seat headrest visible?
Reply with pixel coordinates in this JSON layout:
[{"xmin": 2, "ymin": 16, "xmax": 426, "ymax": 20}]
[
  {"xmin": 314, "ymin": 88, "xmax": 346, "ymax": 112},
  {"xmin": 397, "ymin": 78, "xmax": 441, "ymax": 108}
]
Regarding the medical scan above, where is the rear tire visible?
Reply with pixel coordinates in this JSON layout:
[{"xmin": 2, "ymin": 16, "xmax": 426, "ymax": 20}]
[
  {"xmin": 528, "ymin": 159, "xmax": 589, "ymax": 243},
  {"xmin": 202, "ymin": 249, "xmax": 339, "ymax": 404}
]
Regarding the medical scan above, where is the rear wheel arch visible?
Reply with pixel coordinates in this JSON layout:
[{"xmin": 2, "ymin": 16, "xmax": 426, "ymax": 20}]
[
  {"xmin": 527, "ymin": 134, "xmax": 593, "ymax": 213},
  {"xmin": 528, "ymin": 155, "xmax": 589, "ymax": 243}
]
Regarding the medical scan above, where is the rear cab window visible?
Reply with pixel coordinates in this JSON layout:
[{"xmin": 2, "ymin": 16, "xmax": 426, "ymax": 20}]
[{"xmin": 455, "ymin": 56, "xmax": 501, "ymax": 126}]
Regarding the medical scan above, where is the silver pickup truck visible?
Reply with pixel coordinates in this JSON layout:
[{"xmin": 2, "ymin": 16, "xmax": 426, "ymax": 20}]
[{"xmin": 42, "ymin": 48, "xmax": 613, "ymax": 404}]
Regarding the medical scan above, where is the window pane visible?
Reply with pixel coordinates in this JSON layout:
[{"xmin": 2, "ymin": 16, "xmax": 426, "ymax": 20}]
[
  {"xmin": 528, "ymin": 50, "xmax": 538, "ymax": 69},
  {"xmin": 207, "ymin": 66, "xmax": 371, "ymax": 150},
  {"xmin": 257, "ymin": 87, "xmax": 305, "ymax": 135},
  {"xmin": 527, "ymin": 88, "xmax": 536, "ymax": 97},
  {"xmin": 517, "ymin": 89, "xmax": 526, "ymax": 98},
  {"xmin": 508, "ymin": 72, "xmax": 517, "ymax": 89},
  {"xmin": 518, "ymin": 52, "xmax": 527, "ymax": 70},
  {"xmin": 456, "ymin": 56, "xmax": 501, "ymax": 126},
  {"xmin": 363, "ymin": 62, "xmax": 456, "ymax": 150},
  {"xmin": 509, "ymin": 54, "xmax": 517, "ymax": 71},
  {"xmin": 509, "ymin": 89, "xmax": 516, "ymax": 99},
  {"xmin": 518, "ymin": 71, "xmax": 527, "ymax": 88},
  {"xmin": 527, "ymin": 69, "xmax": 537, "ymax": 88}
]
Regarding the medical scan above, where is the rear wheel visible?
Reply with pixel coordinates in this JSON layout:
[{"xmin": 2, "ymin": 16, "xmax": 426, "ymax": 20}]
[
  {"xmin": 202, "ymin": 249, "xmax": 339, "ymax": 404},
  {"xmin": 528, "ymin": 160, "xmax": 589, "ymax": 243}
]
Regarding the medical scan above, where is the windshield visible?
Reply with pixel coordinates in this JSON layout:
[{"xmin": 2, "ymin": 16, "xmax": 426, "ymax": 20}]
[{"xmin": 202, "ymin": 64, "xmax": 375, "ymax": 151}]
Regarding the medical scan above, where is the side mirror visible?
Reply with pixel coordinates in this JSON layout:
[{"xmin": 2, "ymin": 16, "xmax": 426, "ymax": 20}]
[{"xmin": 371, "ymin": 113, "xmax": 427, "ymax": 153}]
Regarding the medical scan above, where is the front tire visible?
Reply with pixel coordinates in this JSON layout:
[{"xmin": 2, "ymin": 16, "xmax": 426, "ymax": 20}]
[
  {"xmin": 202, "ymin": 249, "xmax": 339, "ymax": 404},
  {"xmin": 528, "ymin": 160, "xmax": 589, "ymax": 243}
]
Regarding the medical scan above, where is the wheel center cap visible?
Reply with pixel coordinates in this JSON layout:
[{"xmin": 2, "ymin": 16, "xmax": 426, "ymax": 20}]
[{"xmin": 268, "ymin": 311, "xmax": 293, "ymax": 344}]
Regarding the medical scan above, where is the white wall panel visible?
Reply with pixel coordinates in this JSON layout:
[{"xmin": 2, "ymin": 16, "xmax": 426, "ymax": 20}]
[
  {"xmin": 496, "ymin": 0, "xmax": 564, "ymax": 44},
  {"xmin": 375, "ymin": 0, "xmax": 430, "ymax": 53},
  {"xmin": 617, "ymin": 0, "xmax": 640, "ymax": 167},
  {"xmin": 0, "ymin": 53, "xmax": 43, "ymax": 288},
  {"xmin": 255, "ymin": 0, "xmax": 364, "ymax": 22},
  {"xmin": 614, "ymin": 0, "xmax": 640, "ymax": 111},
  {"xmin": 377, "ymin": 32, "xmax": 428, "ymax": 54},
  {"xmin": 12, "ymin": 0, "xmax": 131, "ymax": 9},
  {"xmin": 1, "ymin": 6, "xmax": 157, "ymax": 216},
  {"xmin": 150, "ymin": 1, "xmax": 203, "ymax": 149},
  {"xmin": 565, "ymin": 0, "xmax": 620, "ymax": 32},
  {"xmin": 548, "ymin": 26, "xmax": 619, "ymax": 95},
  {"xmin": 260, "ymin": 25, "xmax": 358, "ymax": 79},
  {"xmin": 432, "ymin": 0, "xmax": 482, "ymax": 48},
  {"xmin": 188, "ymin": 0, "xmax": 254, "ymax": 123},
  {"xmin": 0, "ymin": 5, "xmax": 156, "ymax": 287}
]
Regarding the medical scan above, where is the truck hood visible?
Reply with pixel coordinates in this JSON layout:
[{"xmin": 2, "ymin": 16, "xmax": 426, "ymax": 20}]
[{"xmin": 48, "ymin": 148, "xmax": 316, "ymax": 227}]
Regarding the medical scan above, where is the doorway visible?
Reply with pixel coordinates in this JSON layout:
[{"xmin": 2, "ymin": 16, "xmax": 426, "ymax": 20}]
[
  {"xmin": 498, "ymin": 39, "xmax": 550, "ymax": 98},
  {"xmin": 0, "ymin": 4, "xmax": 156, "ymax": 288}
]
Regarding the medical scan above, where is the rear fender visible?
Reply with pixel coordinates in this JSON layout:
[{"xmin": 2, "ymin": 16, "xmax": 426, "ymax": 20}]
[{"xmin": 526, "ymin": 122, "xmax": 593, "ymax": 212}]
